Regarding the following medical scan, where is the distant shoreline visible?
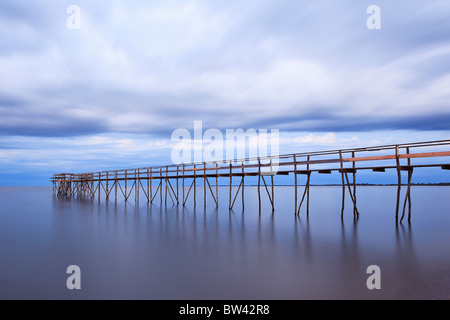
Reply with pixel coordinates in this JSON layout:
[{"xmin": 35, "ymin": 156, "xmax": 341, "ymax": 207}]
[
  {"xmin": 309, "ymin": 183, "xmax": 450, "ymax": 186},
  {"xmin": 1, "ymin": 183, "xmax": 450, "ymax": 188},
  {"xmin": 222, "ymin": 183, "xmax": 450, "ymax": 187}
]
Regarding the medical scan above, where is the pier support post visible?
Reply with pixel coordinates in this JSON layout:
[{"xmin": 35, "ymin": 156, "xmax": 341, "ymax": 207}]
[
  {"xmin": 98, "ymin": 172, "xmax": 101, "ymax": 201},
  {"xmin": 150, "ymin": 168, "xmax": 153, "ymax": 203},
  {"xmin": 106, "ymin": 172, "xmax": 109, "ymax": 200},
  {"xmin": 147, "ymin": 168, "xmax": 150, "ymax": 203},
  {"xmin": 115, "ymin": 171, "xmax": 117, "ymax": 202},
  {"xmin": 165, "ymin": 166, "xmax": 168, "ymax": 206},
  {"xmin": 229, "ymin": 163, "xmax": 232, "ymax": 210},
  {"xmin": 204, "ymin": 163, "xmax": 207, "ymax": 209},
  {"xmin": 395, "ymin": 146, "xmax": 402, "ymax": 220},
  {"xmin": 242, "ymin": 161, "xmax": 245, "ymax": 210},
  {"xmin": 339, "ymin": 151, "xmax": 345, "ymax": 218},
  {"xmin": 216, "ymin": 162, "xmax": 219, "ymax": 207},
  {"xmin": 294, "ymin": 155, "xmax": 297, "ymax": 215},
  {"xmin": 160, "ymin": 168, "xmax": 163, "ymax": 205},
  {"xmin": 125, "ymin": 170, "xmax": 128, "ymax": 202},
  {"xmin": 182, "ymin": 164, "xmax": 185, "ymax": 207},
  {"xmin": 270, "ymin": 159, "xmax": 274, "ymax": 213},
  {"xmin": 136, "ymin": 169, "xmax": 139, "ymax": 203},
  {"xmin": 352, "ymin": 151, "xmax": 357, "ymax": 217},
  {"xmin": 297, "ymin": 171, "xmax": 311, "ymax": 216},
  {"xmin": 401, "ymin": 147, "xmax": 413, "ymax": 222},
  {"xmin": 401, "ymin": 168, "xmax": 413, "ymax": 222},
  {"xmin": 176, "ymin": 166, "xmax": 179, "ymax": 205},
  {"xmin": 193, "ymin": 164, "xmax": 196, "ymax": 208},
  {"xmin": 258, "ymin": 158, "xmax": 261, "ymax": 215},
  {"xmin": 307, "ymin": 155, "xmax": 310, "ymax": 216}
]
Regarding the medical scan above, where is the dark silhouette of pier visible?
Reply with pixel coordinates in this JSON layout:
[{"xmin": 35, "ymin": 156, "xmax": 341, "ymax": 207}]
[{"xmin": 52, "ymin": 139, "xmax": 450, "ymax": 222}]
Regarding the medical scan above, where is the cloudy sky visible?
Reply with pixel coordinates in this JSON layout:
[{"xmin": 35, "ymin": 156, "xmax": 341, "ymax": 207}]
[{"xmin": 1, "ymin": 0, "xmax": 450, "ymax": 185}]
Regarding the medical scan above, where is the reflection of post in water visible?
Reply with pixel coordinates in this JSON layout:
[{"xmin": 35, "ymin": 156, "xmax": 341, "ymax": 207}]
[
  {"xmin": 395, "ymin": 221, "xmax": 414, "ymax": 255},
  {"xmin": 395, "ymin": 221, "xmax": 421, "ymax": 294},
  {"xmin": 256, "ymin": 213, "xmax": 276, "ymax": 267},
  {"xmin": 341, "ymin": 215, "xmax": 360, "ymax": 252},
  {"xmin": 339, "ymin": 215, "xmax": 361, "ymax": 291},
  {"xmin": 300, "ymin": 215, "xmax": 313, "ymax": 262}
]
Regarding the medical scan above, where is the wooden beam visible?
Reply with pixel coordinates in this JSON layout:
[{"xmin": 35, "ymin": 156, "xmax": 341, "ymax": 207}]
[
  {"xmin": 343, "ymin": 151, "xmax": 450, "ymax": 163},
  {"xmin": 295, "ymin": 170, "xmax": 312, "ymax": 175}
]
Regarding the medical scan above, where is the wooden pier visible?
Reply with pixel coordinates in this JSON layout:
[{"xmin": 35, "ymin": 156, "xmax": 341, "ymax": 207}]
[{"xmin": 51, "ymin": 140, "xmax": 450, "ymax": 222}]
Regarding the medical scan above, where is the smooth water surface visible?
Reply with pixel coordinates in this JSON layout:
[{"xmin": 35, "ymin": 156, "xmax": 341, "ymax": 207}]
[{"xmin": 0, "ymin": 186, "xmax": 449, "ymax": 299}]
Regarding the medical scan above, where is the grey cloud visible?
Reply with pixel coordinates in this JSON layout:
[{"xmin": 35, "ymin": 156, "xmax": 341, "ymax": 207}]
[
  {"xmin": 0, "ymin": 0, "xmax": 450, "ymax": 138},
  {"xmin": 249, "ymin": 112, "xmax": 450, "ymax": 133},
  {"xmin": 0, "ymin": 117, "xmax": 107, "ymax": 137}
]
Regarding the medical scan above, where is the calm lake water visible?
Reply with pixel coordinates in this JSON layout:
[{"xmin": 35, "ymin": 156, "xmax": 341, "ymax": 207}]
[{"xmin": 0, "ymin": 186, "xmax": 449, "ymax": 300}]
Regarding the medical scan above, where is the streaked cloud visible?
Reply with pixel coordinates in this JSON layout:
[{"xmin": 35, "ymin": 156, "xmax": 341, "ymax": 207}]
[{"xmin": 0, "ymin": 0, "xmax": 449, "ymax": 184}]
